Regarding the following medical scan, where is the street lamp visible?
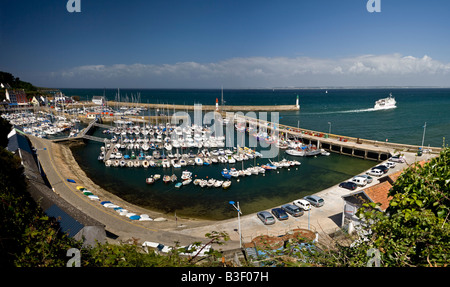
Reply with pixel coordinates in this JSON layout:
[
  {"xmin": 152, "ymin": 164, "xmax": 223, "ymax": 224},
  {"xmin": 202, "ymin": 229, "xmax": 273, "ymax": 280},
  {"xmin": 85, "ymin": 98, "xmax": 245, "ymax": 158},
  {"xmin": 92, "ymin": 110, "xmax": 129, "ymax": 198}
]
[{"xmin": 229, "ymin": 201, "xmax": 242, "ymax": 248}]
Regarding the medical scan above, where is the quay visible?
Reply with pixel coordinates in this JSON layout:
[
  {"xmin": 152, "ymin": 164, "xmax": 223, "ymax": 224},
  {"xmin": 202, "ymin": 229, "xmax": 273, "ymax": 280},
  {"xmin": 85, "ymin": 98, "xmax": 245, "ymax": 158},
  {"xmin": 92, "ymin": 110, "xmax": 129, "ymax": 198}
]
[
  {"xmin": 71, "ymin": 100, "xmax": 300, "ymax": 112},
  {"xmin": 232, "ymin": 113, "xmax": 442, "ymax": 161}
]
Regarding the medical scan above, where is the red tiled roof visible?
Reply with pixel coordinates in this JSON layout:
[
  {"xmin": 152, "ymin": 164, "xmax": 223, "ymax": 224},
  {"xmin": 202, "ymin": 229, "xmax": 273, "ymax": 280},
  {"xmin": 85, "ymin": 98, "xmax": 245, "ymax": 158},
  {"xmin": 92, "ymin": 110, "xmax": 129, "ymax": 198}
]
[{"xmin": 363, "ymin": 181, "xmax": 393, "ymax": 211}]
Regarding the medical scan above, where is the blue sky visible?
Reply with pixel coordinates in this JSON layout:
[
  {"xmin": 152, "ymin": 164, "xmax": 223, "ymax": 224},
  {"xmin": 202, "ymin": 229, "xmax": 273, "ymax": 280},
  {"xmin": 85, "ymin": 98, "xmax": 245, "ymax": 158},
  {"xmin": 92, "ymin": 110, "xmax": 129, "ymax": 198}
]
[{"xmin": 1, "ymin": 0, "xmax": 450, "ymax": 88}]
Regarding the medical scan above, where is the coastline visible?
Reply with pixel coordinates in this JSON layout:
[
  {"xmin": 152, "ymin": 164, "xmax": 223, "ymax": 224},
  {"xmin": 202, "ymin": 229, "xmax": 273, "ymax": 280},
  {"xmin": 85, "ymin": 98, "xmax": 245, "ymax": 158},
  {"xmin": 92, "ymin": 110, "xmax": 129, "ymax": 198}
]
[{"xmin": 30, "ymin": 135, "xmax": 439, "ymax": 250}]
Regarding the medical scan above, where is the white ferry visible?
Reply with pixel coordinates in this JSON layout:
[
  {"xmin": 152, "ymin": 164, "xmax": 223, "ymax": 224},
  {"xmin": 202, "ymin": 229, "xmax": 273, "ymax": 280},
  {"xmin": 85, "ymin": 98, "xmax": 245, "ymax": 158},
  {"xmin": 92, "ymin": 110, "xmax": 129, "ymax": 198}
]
[{"xmin": 374, "ymin": 93, "xmax": 397, "ymax": 110}]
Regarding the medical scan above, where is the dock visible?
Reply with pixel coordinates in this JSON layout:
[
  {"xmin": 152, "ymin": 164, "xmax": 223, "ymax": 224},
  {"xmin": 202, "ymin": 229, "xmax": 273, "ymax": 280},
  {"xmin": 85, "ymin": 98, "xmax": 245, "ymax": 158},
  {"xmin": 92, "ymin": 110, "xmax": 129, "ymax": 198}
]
[{"xmin": 232, "ymin": 113, "xmax": 442, "ymax": 161}]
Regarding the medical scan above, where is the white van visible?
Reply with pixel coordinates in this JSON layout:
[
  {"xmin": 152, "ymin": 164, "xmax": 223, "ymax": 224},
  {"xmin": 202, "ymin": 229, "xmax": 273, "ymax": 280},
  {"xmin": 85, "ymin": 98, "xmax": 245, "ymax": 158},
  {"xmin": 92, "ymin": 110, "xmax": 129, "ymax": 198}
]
[
  {"xmin": 293, "ymin": 199, "xmax": 311, "ymax": 211},
  {"xmin": 351, "ymin": 176, "xmax": 368, "ymax": 187}
]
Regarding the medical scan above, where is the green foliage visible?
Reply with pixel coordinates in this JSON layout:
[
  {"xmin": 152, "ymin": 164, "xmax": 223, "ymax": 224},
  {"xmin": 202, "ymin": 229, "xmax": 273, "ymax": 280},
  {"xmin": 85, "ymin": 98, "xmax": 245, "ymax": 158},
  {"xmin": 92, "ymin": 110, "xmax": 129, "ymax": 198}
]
[{"xmin": 314, "ymin": 149, "xmax": 450, "ymax": 267}]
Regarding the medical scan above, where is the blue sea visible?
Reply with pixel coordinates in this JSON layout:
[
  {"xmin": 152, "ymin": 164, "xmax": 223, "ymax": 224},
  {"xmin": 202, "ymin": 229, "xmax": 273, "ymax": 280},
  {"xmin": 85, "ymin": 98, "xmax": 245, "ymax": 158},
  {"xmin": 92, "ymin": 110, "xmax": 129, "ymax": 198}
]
[{"xmin": 66, "ymin": 88, "xmax": 450, "ymax": 220}]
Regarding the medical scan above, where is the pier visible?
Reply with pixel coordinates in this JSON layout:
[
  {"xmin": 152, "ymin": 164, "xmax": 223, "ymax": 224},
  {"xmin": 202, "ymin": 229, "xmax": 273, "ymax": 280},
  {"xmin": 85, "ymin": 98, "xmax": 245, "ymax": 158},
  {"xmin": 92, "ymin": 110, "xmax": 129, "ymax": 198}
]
[
  {"xmin": 70, "ymin": 100, "xmax": 300, "ymax": 112},
  {"xmin": 232, "ymin": 113, "xmax": 442, "ymax": 161}
]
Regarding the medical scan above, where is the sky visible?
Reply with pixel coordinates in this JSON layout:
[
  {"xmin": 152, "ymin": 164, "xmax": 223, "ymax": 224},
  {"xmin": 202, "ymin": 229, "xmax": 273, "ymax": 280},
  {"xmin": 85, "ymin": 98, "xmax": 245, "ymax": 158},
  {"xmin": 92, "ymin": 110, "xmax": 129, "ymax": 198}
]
[{"xmin": 1, "ymin": 0, "xmax": 450, "ymax": 88}]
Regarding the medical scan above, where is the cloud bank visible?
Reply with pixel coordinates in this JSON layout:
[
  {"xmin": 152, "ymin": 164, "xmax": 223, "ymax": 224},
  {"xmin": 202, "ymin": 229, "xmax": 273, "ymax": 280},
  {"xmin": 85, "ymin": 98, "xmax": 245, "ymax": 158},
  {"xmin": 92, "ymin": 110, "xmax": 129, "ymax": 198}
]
[{"xmin": 47, "ymin": 54, "xmax": 450, "ymax": 88}]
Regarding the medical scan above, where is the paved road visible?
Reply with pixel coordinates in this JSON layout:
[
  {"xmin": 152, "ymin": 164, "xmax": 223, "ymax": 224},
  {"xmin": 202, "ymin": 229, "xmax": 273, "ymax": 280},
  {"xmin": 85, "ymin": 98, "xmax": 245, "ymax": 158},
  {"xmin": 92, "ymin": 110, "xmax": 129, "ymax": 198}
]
[{"xmin": 29, "ymin": 135, "xmax": 437, "ymax": 251}]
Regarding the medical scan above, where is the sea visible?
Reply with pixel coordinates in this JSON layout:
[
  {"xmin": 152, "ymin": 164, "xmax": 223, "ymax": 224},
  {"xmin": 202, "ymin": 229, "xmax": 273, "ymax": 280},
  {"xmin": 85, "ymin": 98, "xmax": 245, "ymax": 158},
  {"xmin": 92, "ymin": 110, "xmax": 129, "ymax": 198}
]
[{"xmin": 64, "ymin": 88, "xmax": 450, "ymax": 220}]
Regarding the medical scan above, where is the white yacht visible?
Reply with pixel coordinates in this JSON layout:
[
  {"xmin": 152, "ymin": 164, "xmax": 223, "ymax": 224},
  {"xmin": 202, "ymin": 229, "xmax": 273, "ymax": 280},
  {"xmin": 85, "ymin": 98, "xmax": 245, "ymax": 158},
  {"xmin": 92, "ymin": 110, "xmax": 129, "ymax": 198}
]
[{"xmin": 374, "ymin": 93, "xmax": 396, "ymax": 110}]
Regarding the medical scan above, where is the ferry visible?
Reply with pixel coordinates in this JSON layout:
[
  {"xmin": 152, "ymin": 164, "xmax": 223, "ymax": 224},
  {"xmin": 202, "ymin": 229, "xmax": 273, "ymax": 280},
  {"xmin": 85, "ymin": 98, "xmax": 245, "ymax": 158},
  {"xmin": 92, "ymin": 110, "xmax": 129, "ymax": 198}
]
[{"xmin": 374, "ymin": 93, "xmax": 396, "ymax": 110}]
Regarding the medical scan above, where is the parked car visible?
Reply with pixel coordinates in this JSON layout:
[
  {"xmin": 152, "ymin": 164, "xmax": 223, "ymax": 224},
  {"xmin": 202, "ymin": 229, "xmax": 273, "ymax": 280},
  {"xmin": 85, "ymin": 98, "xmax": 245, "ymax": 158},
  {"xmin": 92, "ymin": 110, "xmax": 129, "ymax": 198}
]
[
  {"xmin": 358, "ymin": 174, "xmax": 373, "ymax": 184},
  {"xmin": 385, "ymin": 161, "xmax": 396, "ymax": 168},
  {"xmin": 303, "ymin": 195, "xmax": 325, "ymax": 207},
  {"xmin": 389, "ymin": 155, "xmax": 405, "ymax": 163},
  {"xmin": 351, "ymin": 176, "xmax": 368, "ymax": 187},
  {"xmin": 271, "ymin": 208, "xmax": 289, "ymax": 220},
  {"xmin": 372, "ymin": 165, "xmax": 389, "ymax": 174},
  {"xmin": 366, "ymin": 169, "xmax": 384, "ymax": 177},
  {"xmin": 257, "ymin": 211, "xmax": 275, "ymax": 225},
  {"xmin": 281, "ymin": 203, "xmax": 304, "ymax": 217},
  {"xmin": 339, "ymin": 181, "xmax": 358, "ymax": 190},
  {"xmin": 293, "ymin": 199, "xmax": 311, "ymax": 211}
]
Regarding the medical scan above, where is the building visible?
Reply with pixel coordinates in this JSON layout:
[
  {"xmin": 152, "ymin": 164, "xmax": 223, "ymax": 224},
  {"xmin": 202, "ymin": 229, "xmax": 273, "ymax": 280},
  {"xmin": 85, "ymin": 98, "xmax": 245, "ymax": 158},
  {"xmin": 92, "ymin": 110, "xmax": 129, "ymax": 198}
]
[
  {"xmin": 92, "ymin": 96, "xmax": 106, "ymax": 105},
  {"xmin": 341, "ymin": 171, "xmax": 402, "ymax": 234},
  {"xmin": 5, "ymin": 89, "xmax": 28, "ymax": 106}
]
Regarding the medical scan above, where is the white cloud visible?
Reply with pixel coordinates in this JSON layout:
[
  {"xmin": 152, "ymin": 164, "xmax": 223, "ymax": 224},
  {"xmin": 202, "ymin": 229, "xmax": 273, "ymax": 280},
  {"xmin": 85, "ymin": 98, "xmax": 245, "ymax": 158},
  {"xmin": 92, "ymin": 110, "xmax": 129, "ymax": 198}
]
[{"xmin": 48, "ymin": 54, "xmax": 450, "ymax": 88}]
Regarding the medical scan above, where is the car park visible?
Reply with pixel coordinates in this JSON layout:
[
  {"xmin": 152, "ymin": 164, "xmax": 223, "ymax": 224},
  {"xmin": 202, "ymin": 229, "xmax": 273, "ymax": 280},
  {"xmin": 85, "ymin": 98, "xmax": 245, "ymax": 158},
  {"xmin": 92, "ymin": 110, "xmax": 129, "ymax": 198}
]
[
  {"xmin": 339, "ymin": 181, "xmax": 358, "ymax": 190},
  {"xmin": 366, "ymin": 169, "xmax": 384, "ymax": 177},
  {"xmin": 303, "ymin": 195, "xmax": 324, "ymax": 207},
  {"xmin": 293, "ymin": 199, "xmax": 311, "ymax": 211},
  {"xmin": 257, "ymin": 211, "xmax": 276, "ymax": 225},
  {"xmin": 281, "ymin": 203, "xmax": 304, "ymax": 217}
]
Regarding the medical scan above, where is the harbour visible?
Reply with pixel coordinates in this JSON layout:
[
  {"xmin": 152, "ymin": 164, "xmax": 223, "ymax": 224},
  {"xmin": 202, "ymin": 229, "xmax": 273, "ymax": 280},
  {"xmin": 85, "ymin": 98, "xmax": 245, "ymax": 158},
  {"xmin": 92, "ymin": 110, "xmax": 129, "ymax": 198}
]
[{"xmin": 3, "ymin": 88, "xmax": 448, "ymax": 251}]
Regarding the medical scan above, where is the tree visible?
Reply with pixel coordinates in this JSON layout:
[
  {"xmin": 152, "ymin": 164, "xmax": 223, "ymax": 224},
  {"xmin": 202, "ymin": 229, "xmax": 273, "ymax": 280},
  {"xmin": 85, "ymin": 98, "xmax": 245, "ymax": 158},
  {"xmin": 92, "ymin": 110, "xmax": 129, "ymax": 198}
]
[{"xmin": 310, "ymin": 149, "xmax": 450, "ymax": 267}]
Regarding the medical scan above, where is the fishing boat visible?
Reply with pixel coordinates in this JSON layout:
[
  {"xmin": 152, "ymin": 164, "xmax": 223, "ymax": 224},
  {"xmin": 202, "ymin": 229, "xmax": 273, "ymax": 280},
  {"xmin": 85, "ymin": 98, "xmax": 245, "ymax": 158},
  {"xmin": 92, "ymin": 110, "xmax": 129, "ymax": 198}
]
[
  {"xmin": 285, "ymin": 146, "xmax": 322, "ymax": 157},
  {"xmin": 221, "ymin": 169, "xmax": 232, "ymax": 179},
  {"xmin": 374, "ymin": 93, "xmax": 396, "ymax": 110},
  {"xmin": 181, "ymin": 170, "xmax": 192, "ymax": 180},
  {"xmin": 229, "ymin": 168, "xmax": 239, "ymax": 178}
]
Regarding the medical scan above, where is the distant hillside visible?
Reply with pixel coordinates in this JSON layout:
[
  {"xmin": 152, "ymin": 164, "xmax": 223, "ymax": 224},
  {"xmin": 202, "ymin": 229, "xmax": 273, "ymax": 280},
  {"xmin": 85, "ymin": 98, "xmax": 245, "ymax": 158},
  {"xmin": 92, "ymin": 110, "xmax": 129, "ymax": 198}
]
[{"xmin": 0, "ymin": 71, "xmax": 47, "ymax": 101}]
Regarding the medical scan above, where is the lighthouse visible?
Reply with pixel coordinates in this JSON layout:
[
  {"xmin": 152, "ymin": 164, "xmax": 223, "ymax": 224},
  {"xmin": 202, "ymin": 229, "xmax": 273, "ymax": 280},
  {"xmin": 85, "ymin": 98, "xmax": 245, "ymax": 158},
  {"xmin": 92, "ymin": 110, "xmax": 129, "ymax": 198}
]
[
  {"xmin": 296, "ymin": 95, "xmax": 300, "ymax": 109},
  {"xmin": 215, "ymin": 98, "xmax": 219, "ymax": 111}
]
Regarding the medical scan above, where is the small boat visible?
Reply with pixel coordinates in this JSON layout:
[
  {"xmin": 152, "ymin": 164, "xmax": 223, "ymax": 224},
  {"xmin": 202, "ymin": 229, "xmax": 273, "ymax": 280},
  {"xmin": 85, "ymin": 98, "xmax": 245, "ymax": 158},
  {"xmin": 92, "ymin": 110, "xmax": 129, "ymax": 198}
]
[
  {"xmin": 142, "ymin": 160, "xmax": 150, "ymax": 168},
  {"xmin": 170, "ymin": 174, "xmax": 177, "ymax": 182},
  {"xmin": 199, "ymin": 179, "xmax": 207, "ymax": 187},
  {"xmin": 175, "ymin": 182, "xmax": 182, "ymax": 188},
  {"xmin": 146, "ymin": 177, "xmax": 155, "ymax": 184},
  {"xmin": 182, "ymin": 178, "xmax": 192, "ymax": 185},
  {"xmin": 206, "ymin": 178, "xmax": 216, "ymax": 187},
  {"xmin": 163, "ymin": 175, "xmax": 171, "ymax": 183},
  {"xmin": 221, "ymin": 169, "xmax": 232, "ymax": 179},
  {"xmin": 195, "ymin": 157, "xmax": 203, "ymax": 165},
  {"xmin": 153, "ymin": 174, "xmax": 161, "ymax": 181},
  {"xmin": 214, "ymin": 180, "xmax": 224, "ymax": 188},
  {"xmin": 193, "ymin": 179, "xmax": 201, "ymax": 185},
  {"xmin": 229, "ymin": 168, "xmax": 239, "ymax": 178},
  {"xmin": 181, "ymin": 170, "xmax": 192, "ymax": 180},
  {"xmin": 222, "ymin": 180, "xmax": 231, "ymax": 189}
]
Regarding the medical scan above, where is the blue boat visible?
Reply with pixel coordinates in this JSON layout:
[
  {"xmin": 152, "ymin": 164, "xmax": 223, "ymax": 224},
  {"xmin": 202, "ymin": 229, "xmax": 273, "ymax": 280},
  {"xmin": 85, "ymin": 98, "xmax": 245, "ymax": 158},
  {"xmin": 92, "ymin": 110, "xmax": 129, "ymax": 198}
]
[
  {"xmin": 175, "ymin": 182, "xmax": 182, "ymax": 188},
  {"xmin": 221, "ymin": 169, "xmax": 232, "ymax": 179}
]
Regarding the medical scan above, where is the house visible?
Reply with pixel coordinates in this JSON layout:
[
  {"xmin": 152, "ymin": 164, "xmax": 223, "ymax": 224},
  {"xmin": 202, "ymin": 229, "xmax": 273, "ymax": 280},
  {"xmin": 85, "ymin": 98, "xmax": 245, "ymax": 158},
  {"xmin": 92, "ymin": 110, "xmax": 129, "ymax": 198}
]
[
  {"xmin": 31, "ymin": 96, "xmax": 40, "ymax": 106},
  {"xmin": 92, "ymin": 96, "xmax": 106, "ymax": 105},
  {"xmin": 5, "ymin": 89, "xmax": 28, "ymax": 106},
  {"xmin": 341, "ymin": 171, "xmax": 402, "ymax": 234}
]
